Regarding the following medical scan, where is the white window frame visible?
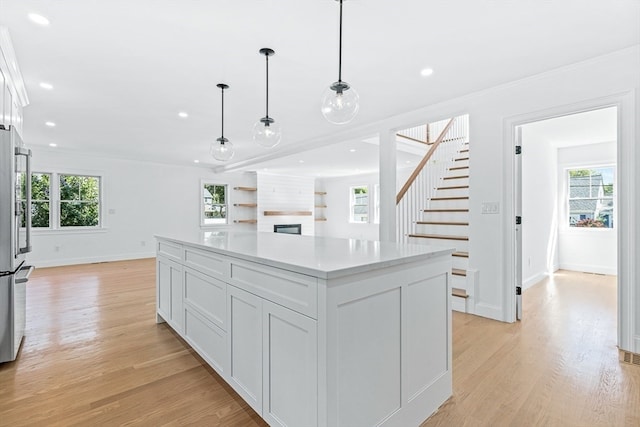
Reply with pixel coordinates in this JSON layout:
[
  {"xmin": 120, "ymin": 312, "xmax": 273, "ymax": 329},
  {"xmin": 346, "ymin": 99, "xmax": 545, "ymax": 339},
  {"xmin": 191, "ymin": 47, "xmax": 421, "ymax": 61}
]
[
  {"xmin": 25, "ymin": 170, "xmax": 105, "ymax": 232},
  {"xmin": 29, "ymin": 172, "xmax": 52, "ymax": 229},
  {"xmin": 565, "ymin": 164, "xmax": 615, "ymax": 230},
  {"xmin": 201, "ymin": 181, "xmax": 229, "ymax": 227},
  {"xmin": 374, "ymin": 184, "xmax": 380, "ymax": 225},
  {"xmin": 349, "ymin": 185, "xmax": 369, "ymax": 224}
]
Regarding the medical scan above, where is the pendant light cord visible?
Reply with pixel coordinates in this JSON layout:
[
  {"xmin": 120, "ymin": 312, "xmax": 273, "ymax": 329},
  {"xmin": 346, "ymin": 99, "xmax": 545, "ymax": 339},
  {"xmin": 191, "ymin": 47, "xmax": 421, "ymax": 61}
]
[
  {"xmin": 265, "ymin": 54, "xmax": 269, "ymax": 118},
  {"xmin": 221, "ymin": 86, "xmax": 225, "ymax": 140},
  {"xmin": 338, "ymin": 0, "xmax": 343, "ymax": 83}
]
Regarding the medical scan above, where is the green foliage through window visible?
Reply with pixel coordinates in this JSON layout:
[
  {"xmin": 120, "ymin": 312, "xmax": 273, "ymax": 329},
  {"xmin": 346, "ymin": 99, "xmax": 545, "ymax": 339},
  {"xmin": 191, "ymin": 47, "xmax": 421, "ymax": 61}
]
[
  {"xmin": 203, "ymin": 184, "xmax": 227, "ymax": 225},
  {"xmin": 59, "ymin": 175, "xmax": 100, "ymax": 227}
]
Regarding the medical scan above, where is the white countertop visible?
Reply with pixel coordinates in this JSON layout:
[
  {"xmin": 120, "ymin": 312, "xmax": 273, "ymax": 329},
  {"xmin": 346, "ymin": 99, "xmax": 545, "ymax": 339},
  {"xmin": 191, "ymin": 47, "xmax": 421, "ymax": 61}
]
[{"xmin": 155, "ymin": 231, "xmax": 454, "ymax": 279}]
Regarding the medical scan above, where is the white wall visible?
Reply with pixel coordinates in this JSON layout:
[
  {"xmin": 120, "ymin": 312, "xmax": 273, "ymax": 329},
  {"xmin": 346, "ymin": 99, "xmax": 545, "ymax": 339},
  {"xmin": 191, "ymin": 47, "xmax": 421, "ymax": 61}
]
[
  {"xmin": 557, "ymin": 142, "xmax": 617, "ymax": 275},
  {"xmin": 256, "ymin": 172, "xmax": 315, "ymax": 236},
  {"xmin": 521, "ymin": 126, "xmax": 559, "ymax": 289},
  {"xmin": 316, "ymin": 172, "xmax": 379, "ymax": 241},
  {"xmin": 29, "ymin": 147, "xmax": 254, "ymax": 267}
]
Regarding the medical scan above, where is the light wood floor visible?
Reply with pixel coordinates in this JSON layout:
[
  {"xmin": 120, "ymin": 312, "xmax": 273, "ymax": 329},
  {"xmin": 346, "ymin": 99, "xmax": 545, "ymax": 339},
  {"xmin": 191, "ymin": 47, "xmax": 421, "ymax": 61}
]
[{"xmin": 1, "ymin": 261, "xmax": 638, "ymax": 426}]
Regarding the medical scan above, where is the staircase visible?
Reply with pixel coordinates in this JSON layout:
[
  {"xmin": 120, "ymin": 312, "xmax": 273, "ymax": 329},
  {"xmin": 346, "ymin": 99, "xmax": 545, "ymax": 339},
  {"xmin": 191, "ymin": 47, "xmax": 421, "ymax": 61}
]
[{"xmin": 396, "ymin": 116, "xmax": 471, "ymax": 313}]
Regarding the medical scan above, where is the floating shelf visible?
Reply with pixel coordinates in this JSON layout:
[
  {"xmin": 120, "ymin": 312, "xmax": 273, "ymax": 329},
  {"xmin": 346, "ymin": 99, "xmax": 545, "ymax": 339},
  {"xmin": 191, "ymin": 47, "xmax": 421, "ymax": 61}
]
[
  {"xmin": 315, "ymin": 218, "xmax": 327, "ymax": 222},
  {"xmin": 315, "ymin": 205, "xmax": 327, "ymax": 208},
  {"xmin": 234, "ymin": 219, "xmax": 258, "ymax": 224},
  {"xmin": 234, "ymin": 203, "xmax": 258, "ymax": 207},
  {"xmin": 314, "ymin": 191, "xmax": 327, "ymax": 195},
  {"xmin": 263, "ymin": 211, "xmax": 312, "ymax": 216},
  {"xmin": 234, "ymin": 186, "xmax": 257, "ymax": 191}
]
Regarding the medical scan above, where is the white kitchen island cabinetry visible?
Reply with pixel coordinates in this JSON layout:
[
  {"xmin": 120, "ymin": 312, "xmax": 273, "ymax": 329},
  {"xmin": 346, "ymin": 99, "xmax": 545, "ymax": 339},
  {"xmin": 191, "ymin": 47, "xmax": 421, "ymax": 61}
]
[{"xmin": 156, "ymin": 231, "xmax": 453, "ymax": 427}]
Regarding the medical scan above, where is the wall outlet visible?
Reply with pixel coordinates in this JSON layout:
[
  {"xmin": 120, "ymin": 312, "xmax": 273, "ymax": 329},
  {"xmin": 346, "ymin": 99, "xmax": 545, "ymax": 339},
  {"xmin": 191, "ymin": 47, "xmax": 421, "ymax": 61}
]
[
  {"xmin": 108, "ymin": 208, "xmax": 116, "ymax": 215},
  {"xmin": 481, "ymin": 201, "xmax": 500, "ymax": 214}
]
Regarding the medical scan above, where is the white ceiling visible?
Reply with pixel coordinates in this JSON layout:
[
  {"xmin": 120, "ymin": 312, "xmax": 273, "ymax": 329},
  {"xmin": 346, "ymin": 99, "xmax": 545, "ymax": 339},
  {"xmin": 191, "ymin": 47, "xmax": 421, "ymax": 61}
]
[
  {"xmin": 522, "ymin": 107, "xmax": 617, "ymax": 148},
  {"xmin": 1, "ymin": 1, "xmax": 638, "ymax": 176}
]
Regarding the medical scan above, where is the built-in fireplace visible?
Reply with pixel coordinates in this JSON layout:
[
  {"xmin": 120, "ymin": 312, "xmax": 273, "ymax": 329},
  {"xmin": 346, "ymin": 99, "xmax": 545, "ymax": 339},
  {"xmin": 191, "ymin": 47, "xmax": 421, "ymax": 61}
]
[{"xmin": 274, "ymin": 224, "xmax": 302, "ymax": 235}]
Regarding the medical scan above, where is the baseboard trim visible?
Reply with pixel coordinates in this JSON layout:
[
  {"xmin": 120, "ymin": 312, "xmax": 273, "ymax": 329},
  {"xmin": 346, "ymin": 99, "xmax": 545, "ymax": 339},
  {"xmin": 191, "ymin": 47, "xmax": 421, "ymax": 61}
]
[
  {"xmin": 559, "ymin": 263, "xmax": 617, "ymax": 276},
  {"xmin": 473, "ymin": 302, "xmax": 503, "ymax": 321},
  {"xmin": 523, "ymin": 272, "xmax": 547, "ymax": 290},
  {"xmin": 31, "ymin": 252, "xmax": 156, "ymax": 268}
]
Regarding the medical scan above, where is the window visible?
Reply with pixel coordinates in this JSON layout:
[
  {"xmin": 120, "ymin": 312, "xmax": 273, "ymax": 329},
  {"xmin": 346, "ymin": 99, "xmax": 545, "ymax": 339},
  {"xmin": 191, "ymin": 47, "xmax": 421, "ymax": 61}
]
[
  {"xmin": 567, "ymin": 167, "xmax": 614, "ymax": 228},
  {"xmin": 349, "ymin": 185, "xmax": 369, "ymax": 223},
  {"xmin": 19, "ymin": 172, "xmax": 102, "ymax": 229},
  {"xmin": 203, "ymin": 183, "xmax": 228, "ymax": 225},
  {"xmin": 59, "ymin": 175, "xmax": 101, "ymax": 227}
]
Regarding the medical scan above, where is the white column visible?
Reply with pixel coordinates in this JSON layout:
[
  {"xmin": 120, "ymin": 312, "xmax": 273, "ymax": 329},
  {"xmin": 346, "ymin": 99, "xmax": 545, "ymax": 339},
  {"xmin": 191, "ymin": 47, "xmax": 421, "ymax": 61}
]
[{"xmin": 379, "ymin": 127, "xmax": 396, "ymax": 242}]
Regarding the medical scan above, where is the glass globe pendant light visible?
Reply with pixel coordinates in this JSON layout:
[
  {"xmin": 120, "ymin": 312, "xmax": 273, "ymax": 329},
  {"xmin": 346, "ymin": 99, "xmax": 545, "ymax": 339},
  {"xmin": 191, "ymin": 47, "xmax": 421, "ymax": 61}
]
[
  {"xmin": 253, "ymin": 48, "xmax": 282, "ymax": 148},
  {"xmin": 211, "ymin": 83, "xmax": 235, "ymax": 162},
  {"xmin": 321, "ymin": 0, "xmax": 359, "ymax": 125}
]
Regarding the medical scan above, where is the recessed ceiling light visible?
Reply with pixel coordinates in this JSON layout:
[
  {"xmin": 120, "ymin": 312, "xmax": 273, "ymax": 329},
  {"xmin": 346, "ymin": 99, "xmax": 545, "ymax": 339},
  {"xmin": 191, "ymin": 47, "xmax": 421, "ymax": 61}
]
[
  {"xmin": 39, "ymin": 82, "xmax": 53, "ymax": 90},
  {"xmin": 420, "ymin": 68, "xmax": 434, "ymax": 77},
  {"xmin": 405, "ymin": 160, "xmax": 412, "ymax": 164},
  {"xmin": 193, "ymin": 160, "xmax": 200, "ymax": 163},
  {"xmin": 49, "ymin": 143, "xmax": 57, "ymax": 147},
  {"xmin": 349, "ymin": 149, "xmax": 356, "ymax": 152},
  {"xmin": 178, "ymin": 112, "xmax": 188, "ymax": 118},
  {"xmin": 45, "ymin": 121, "xmax": 56, "ymax": 127},
  {"xmin": 28, "ymin": 13, "xmax": 50, "ymax": 26}
]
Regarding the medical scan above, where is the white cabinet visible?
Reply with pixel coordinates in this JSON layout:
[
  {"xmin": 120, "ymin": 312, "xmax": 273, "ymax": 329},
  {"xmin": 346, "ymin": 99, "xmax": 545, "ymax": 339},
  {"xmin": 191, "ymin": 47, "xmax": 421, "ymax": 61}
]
[
  {"xmin": 262, "ymin": 299, "xmax": 317, "ymax": 427},
  {"xmin": 227, "ymin": 285, "xmax": 263, "ymax": 414},
  {"xmin": 0, "ymin": 28, "xmax": 27, "ymax": 135},
  {"xmin": 156, "ymin": 255, "xmax": 183, "ymax": 333}
]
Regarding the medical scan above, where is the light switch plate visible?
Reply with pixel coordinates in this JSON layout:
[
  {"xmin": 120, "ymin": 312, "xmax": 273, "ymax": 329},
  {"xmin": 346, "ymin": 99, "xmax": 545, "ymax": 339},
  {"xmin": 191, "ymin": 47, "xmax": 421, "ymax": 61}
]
[{"xmin": 481, "ymin": 201, "xmax": 500, "ymax": 214}]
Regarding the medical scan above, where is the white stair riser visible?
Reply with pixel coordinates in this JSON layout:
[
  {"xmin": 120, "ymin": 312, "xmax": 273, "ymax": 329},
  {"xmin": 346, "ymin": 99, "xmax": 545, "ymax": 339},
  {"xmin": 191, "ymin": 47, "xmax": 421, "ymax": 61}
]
[
  {"xmin": 414, "ymin": 223, "xmax": 468, "ymax": 236},
  {"xmin": 433, "ymin": 187, "xmax": 469, "ymax": 198},
  {"xmin": 441, "ymin": 177, "xmax": 469, "ymax": 186},
  {"xmin": 408, "ymin": 237, "xmax": 468, "ymax": 252},
  {"xmin": 452, "ymin": 256, "xmax": 469, "ymax": 270},
  {"xmin": 452, "ymin": 296, "xmax": 467, "ymax": 313},
  {"xmin": 428, "ymin": 199, "xmax": 469, "ymax": 210},
  {"xmin": 421, "ymin": 211, "xmax": 469, "ymax": 222},
  {"xmin": 450, "ymin": 274, "xmax": 468, "ymax": 290}
]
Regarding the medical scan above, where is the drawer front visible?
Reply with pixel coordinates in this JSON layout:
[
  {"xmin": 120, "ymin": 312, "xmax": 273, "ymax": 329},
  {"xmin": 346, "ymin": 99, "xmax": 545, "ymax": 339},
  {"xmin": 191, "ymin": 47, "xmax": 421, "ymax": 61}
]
[
  {"xmin": 184, "ymin": 246, "xmax": 230, "ymax": 280},
  {"xmin": 184, "ymin": 267, "xmax": 227, "ymax": 331},
  {"xmin": 230, "ymin": 261, "xmax": 317, "ymax": 319},
  {"xmin": 184, "ymin": 307, "xmax": 227, "ymax": 376},
  {"xmin": 157, "ymin": 240, "xmax": 182, "ymax": 262}
]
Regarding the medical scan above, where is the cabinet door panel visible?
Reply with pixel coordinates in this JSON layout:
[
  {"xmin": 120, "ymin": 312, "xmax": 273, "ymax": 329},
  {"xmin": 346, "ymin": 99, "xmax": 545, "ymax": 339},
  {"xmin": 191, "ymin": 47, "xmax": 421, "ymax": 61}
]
[
  {"xmin": 157, "ymin": 258, "xmax": 172, "ymax": 320},
  {"xmin": 263, "ymin": 300, "xmax": 317, "ymax": 427},
  {"xmin": 184, "ymin": 267, "xmax": 226, "ymax": 330},
  {"xmin": 227, "ymin": 285, "xmax": 263, "ymax": 415},
  {"xmin": 184, "ymin": 307, "xmax": 227, "ymax": 376},
  {"xmin": 157, "ymin": 255, "xmax": 183, "ymax": 332}
]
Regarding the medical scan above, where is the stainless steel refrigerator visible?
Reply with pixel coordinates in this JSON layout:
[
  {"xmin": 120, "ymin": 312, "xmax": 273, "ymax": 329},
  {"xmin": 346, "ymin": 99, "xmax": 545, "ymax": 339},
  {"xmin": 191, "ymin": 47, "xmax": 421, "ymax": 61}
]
[{"xmin": 0, "ymin": 124, "xmax": 34, "ymax": 363}]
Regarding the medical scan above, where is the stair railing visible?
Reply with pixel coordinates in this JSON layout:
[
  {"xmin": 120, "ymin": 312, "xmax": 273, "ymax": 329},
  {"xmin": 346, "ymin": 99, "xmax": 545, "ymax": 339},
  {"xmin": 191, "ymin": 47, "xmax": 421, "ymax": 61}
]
[{"xmin": 396, "ymin": 115, "xmax": 469, "ymax": 243}]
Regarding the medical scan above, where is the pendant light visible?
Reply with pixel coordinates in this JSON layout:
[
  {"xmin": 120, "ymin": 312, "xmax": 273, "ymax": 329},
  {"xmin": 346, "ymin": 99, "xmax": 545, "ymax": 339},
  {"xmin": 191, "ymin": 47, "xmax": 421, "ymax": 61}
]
[
  {"xmin": 211, "ymin": 83, "xmax": 235, "ymax": 162},
  {"xmin": 253, "ymin": 48, "xmax": 282, "ymax": 148},
  {"xmin": 321, "ymin": 0, "xmax": 359, "ymax": 125}
]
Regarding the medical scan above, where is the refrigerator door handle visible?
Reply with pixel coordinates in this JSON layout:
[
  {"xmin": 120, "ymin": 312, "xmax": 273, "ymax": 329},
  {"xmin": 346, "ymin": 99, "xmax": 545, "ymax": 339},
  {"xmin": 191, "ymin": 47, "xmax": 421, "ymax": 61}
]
[
  {"xmin": 15, "ymin": 265, "xmax": 34, "ymax": 284},
  {"xmin": 15, "ymin": 147, "xmax": 32, "ymax": 254}
]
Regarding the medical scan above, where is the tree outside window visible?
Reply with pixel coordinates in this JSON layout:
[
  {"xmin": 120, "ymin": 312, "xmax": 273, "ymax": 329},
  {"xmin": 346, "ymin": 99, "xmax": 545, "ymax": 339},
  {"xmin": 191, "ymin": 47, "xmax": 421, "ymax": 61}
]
[
  {"xmin": 568, "ymin": 167, "xmax": 614, "ymax": 228},
  {"xmin": 350, "ymin": 185, "xmax": 369, "ymax": 223},
  {"xmin": 59, "ymin": 175, "xmax": 101, "ymax": 227},
  {"xmin": 203, "ymin": 183, "xmax": 227, "ymax": 225}
]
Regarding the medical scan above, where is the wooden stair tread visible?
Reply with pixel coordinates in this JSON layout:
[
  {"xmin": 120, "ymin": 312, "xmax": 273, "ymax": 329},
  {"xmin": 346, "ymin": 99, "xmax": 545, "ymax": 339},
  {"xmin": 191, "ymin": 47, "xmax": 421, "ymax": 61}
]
[
  {"xmin": 437, "ymin": 185, "xmax": 469, "ymax": 190},
  {"xmin": 452, "ymin": 268, "xmax": 467, "ymax": 277},
  {"xmin": 417, "ymin": 221, "xmax": 468, "ymax": 226},
  {"xmin": 450, "ymin": 166, "xmax": 469, "ymax": 170},
  {"xmin": 452, "ymin": 288, "xmax": 469, "ymax": 298},
  {"xmin": 452, "ymin": 251, "xmax": 469, "ymax": 258},
  {"xmin": 423, "ymin": 208, "xmax": 469, "ymax": 212},
  {"xmin": 455, "ymin": 157, "xmax": 470, "ymax": 161},
  {"xmin": 408, "ymin": 234, "xmax": 469, "ymax": 241},
  {"xmin": 443, "ymin": 175, "xmax": 469, "ymax": 180},
  {"xmin": 459, "ymin": 149, "xmax": 469, "ymax": 153},
  {"xmin": 431, "ymin": 196, "xmax": 469, "ymax": 201}
]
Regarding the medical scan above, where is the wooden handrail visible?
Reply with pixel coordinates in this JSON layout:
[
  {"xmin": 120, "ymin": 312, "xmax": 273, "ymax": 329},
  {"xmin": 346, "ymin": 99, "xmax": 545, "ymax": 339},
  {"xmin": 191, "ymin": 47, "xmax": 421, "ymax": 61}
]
[{"xmin": 396, "ymin": 117, "xmax": 456, "ymax": 205}]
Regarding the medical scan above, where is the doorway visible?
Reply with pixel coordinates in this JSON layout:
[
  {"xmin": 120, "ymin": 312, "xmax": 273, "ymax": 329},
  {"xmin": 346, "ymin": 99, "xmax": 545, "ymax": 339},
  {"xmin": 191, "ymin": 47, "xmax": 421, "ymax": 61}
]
[{"xmin": 518, "ymin": 107, "xmax": 618, "ymax": 306}]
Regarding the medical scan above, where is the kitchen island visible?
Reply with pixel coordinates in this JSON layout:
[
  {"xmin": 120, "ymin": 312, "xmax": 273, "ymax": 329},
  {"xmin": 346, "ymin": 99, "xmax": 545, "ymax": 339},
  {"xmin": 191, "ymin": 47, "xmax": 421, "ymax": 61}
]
[{"xmin": 155, "ymin": 231, "xmax": 453, "ymax": 427}]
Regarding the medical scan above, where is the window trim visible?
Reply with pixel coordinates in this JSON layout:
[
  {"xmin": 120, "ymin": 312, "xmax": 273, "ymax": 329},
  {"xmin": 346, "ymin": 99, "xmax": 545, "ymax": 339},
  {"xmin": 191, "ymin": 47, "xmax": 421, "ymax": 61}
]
[
  {"xmin": 21, "ymin": 170, "xmax": 104, "ymax": 231},
  {"xmin": 349, "ymin": 185, "xmax": 369, "ymax": 224},
  {"xmin": 564, "ymin": 164, "xmax": 615, "ymax": 231},
  {"xmin": 201, "ymin": 181, "xmax": 230, "ymax": 227}
]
